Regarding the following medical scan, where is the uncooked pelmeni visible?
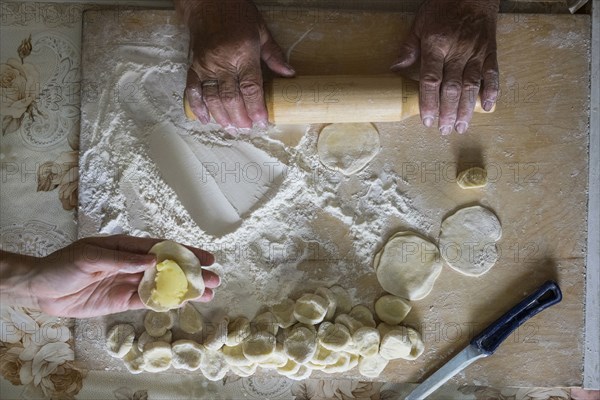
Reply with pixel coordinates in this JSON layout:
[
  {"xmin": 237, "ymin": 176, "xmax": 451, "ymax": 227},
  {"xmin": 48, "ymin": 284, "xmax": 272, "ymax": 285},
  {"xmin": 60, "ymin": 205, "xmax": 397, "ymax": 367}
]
[
  {"xmin": 352, "ymin": 327, "xmax": 381, "ymax": 358},
  {"xmin": 144, "ymin": 310, "xmax": 175, "ymax": 337},
  {"xmin": 374, "ymin": 231, "xmax": 442, "ymax": 300},
  {"xmin": 322, "ymin": 352, "xmax": 354, "ymax": 373},
  {"xmin": 349, "ymin": 305, "xmax": 376, "ymax": 328},
  {"xmin": 375, "ymin": 295, "xmax": 412, "ymax": 325},
  {"xmin": 222, "ymin": 344, "xmax": 253, "ymax": 367},
  {"xmin": 226, "ymin": 317, "xmax": 251, "ymax": 346},
  {"xmin": 171, "ymin": 340, "xmax": 203, "ymax": 371},
  {"xmin": 439, "ymin": 205, "xmax": 502, "ymax": 276},
  {"xmin": 328, "ymin": 286, "xmax": 352, "ymax": 315},
  {"xmin": 178, "ymin": 303, "xmax": 203, "ymax": 334},
  {"xmin": 138, "ymin": 240, "xmax": 205, "ymax": 311},
  {"xmin": 242, "ymin": 331, "xmax": 276, "ymax": 363},
  {"xmin": 260, "ymin": 343, "xmax": 288, "ymax": 369},
  {"xmin": 199, "ymin": 348, "xmax": 229, "ymax": 381},
  {"xmin": 284, "ymin": 325, "xmax": 317, "ymax": 364},
  {"xmin": 142, "ymin": 341, "xmax": 173, "ymax": 372},
  {"xmin": 271, "ymin": 299, "xmax": 297, "ymax": 328},
  {"xmin": 317, "ymin": 122, "xmax": 381, "ymax": 175},
  {"xmin": 317, "ymin": 322, "xmax": 352, "ymax": 351},
  {"xmin": 204, "ymin": 317, "xmax": 228, "ymax": 351},
  {"xmin": 358, "ymin": 354, "xmax": 389, "ymax": 378},
  {"xmin": 404, "ymin": 327, "xmax": 425, "ymax": 361},
  {"xmin": 253, "ymin": 311, "xmax": 279, "ymax": 336},
  {"xmin": 335, "ymin": 314, "xmax": 363, "ymax": 334},
  {"xmin": 122, "ymin": 342, "xmax": 145, "ymax": 374},
  {"xmin": 378, "ymin": 327, "xmax": 412, "ymax": 360},
  {"xmin": 311, "ymin": 344, "xmax": 337, "ymax": 365},
  {"xmin": 293, "ymin": 294, "xmax": 328, "ymax": 325},
  {"xmin": 137, "ymin": 330, "xmax": 172, "ymax": 352},
  {"xmin": 106, "ymin": 324, "xmax": 135, "ymax": 358},
  {"xmin": 314, "ymin": 287, "xmax": 337, "ymax": 320}
]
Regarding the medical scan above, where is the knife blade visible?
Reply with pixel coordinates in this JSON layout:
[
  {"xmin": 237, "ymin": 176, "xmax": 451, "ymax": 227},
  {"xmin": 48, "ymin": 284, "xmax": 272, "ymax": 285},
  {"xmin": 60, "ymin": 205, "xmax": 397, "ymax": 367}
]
[{"xmin": 405, "ymin": 280, "xmax": 562, "ymax": 400}]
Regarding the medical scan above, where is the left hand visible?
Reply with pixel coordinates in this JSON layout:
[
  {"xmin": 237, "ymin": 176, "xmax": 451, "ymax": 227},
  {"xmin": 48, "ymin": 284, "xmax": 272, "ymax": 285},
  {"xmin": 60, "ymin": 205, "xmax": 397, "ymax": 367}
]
[
  {"xmin": 391, "ymin": 0, "xmax": 500, "ymax": 134},
  {"xmin": 29, "ymin": 235, "xmax": 219, "ymax": 318}
]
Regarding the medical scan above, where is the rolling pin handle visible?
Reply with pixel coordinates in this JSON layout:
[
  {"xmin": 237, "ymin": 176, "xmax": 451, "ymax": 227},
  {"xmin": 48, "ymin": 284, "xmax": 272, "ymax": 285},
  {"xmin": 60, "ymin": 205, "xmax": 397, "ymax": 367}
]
[{"xmin": 470, "ymin": 280, "xmax": 562, "ymax": 355}]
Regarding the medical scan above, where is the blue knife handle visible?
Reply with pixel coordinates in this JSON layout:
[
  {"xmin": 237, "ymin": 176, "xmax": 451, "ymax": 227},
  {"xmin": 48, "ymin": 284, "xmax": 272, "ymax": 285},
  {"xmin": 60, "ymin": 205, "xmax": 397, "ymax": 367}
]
[{"xmin": 470, "ymin": 280, "xmax": 562, "ymax": 355}]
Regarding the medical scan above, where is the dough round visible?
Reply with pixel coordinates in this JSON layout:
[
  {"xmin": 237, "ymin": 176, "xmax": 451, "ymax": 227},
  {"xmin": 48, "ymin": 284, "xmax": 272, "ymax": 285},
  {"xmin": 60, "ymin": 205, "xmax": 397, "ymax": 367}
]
[
  {"xmin": 375, "ymin": 295, "xmax": 412, "ymax": 325},
  {"xmin": 358, "ymin": 354, "xmax": 388, "ymax": 378},
  {"xmin": 293, "ymin": 294, "xmax": 328, "ymax": 325},
  {"xmin": 457, "ymin": 167, "xmax": 488, "ymax": 189},
  {"xmin": 374, "ymin": 231, "xmax": 442, "ymax": 300},
  {"xmin": 439, "ymin": 205, "xmax": 502, "ymax": 277},
  {"xmin": 317, "ymin": 123, "xmax": 380, "ymax": 175},
  {"xmin": 171, "ymin": 340, "xmax": 203, "ymax": 371},
  {"xmin": 138, "ymin": 240, "xmax": 206, "ymax": 311}
]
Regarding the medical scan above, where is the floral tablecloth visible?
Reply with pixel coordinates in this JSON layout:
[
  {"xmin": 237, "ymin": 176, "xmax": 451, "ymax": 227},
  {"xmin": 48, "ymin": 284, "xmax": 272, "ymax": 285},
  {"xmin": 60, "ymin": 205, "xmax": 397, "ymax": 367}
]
[{"xmin": 1, "ymin": 2, "xmax": 599, "ymax": 399}]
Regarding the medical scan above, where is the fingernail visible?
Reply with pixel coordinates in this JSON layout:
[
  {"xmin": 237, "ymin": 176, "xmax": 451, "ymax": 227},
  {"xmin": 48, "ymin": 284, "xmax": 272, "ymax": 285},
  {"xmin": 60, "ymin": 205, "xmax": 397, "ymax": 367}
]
[
  {"xmin": 455, "ymin": 122, "xmax": 468, "ymax": 134},
  {"xmin": 483, "ymin": 101, "xmax": 494, "ymax": 111},
  {"xmin": 423, "ymin": 117, "xmax": 434, "ymax": 127},
  {"xmin": 440, "ymin": 125, "xmax": 453, "ymax": 135}
]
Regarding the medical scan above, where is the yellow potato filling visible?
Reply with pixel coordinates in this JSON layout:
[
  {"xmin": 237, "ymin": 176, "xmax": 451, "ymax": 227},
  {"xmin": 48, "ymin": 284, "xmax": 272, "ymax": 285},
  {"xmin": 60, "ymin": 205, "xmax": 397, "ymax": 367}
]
[{"xmin": 150, "ymin": 259, "xmax": 188, "ymax": 308}]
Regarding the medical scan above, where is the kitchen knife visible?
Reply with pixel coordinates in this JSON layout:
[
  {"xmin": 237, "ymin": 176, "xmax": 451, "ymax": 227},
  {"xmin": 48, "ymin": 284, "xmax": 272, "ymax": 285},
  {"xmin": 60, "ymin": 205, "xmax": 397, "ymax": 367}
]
[{"xmin": 405, "ymin": 280, "xmax": 562, "ymax": 400}]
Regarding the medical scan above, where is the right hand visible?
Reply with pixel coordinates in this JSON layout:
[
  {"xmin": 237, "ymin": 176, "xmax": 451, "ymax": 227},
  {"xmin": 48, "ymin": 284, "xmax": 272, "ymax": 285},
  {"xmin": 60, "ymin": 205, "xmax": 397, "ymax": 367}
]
[{"xmin": 177, "ymin": 0, "xmax": 295, "ymax": 131}]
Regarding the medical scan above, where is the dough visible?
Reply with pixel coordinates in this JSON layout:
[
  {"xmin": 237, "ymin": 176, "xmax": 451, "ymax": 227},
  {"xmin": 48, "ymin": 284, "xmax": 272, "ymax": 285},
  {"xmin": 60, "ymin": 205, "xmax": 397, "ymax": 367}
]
[
  {"xmin": 403, "ymin": 327, "xmax": 425, "ymax": 361},
  {"xmin": 178, "ymin": 303, "xmax": 203, "ymax": 334},
  {"xmin": 253, "ymin": 311, "xmax": 279, "ymax": 336},
  {"xmin": 139, "ymin": 240, "xmax": 205, "ymax": 311},
  {"xmin": 204, "ymin": 317, "xmax": 228, "ymax": 351},
  {"xmin": 222, "ymin": 344, "xmax": 253, "ymax": 367},
  {"xmin": 335, "ymin": 314, "xmax": 363, "ymax": 334},
  {"xmin": 271, "ymin": 299, "xmax": 297, "ymax": 328},
  {"xmin": 144, "ymin": 310, "xmax": 175, "ymax": 337},
  {"xmin": 314, "ymin": 287, "xmax": 337, "ymax": 320},
  {"xmin": 457, "ymin": 167, "xmax": 488, "ymax": 189},
  {"xmin": 349, "ymin": 305, "xmax": 376, "ymax": 328},
  {"xmin": 358, "ymin": 354, "xmax": 389, "ymax": 378},
  {"xmin": 284, "ymin": 325, "xmax": 317, "ymax": 364},
  {"xmin": 171, "ymin": 340, "xmax": 203, "ymax": 371},
  {"xmin": 322, "ymin": 352, "xmax": 354, "ymax": 373},
  {"xmin": 293, "ymin": 294, "xmax": 328, "ymax": 325},
  {"xmin": 199, "ymin": 349, "xmax": 229, "ymax": 381},
  {"xmin": 317, "ymin": 322, "xmax": 352, "ymax": 351},
  {"xmin": 226, "ymin": 317, "xmax": 251, "ymax": 346},
  {"xmin": 439, "ymin": 205, "xmax": 502, "ymax": 276},
  {"xmin": 106, "ymin": 324, "xmax": 135, "ymax": 358},
  {"xmin": 375, "ymin": 295, "xmax": 412, "ymax": 325},
  {"xmin": 142, "ymin": 341, "xmax": 173, "ymax": 372},
  {"xmin": 317, "ymin": 123, "xmax": 381, "ymax": 175},
  {"xmin": 311, "ymin": 344, "xmax": 337, "ymax": 365},
  {"xmin": 259, "ymin": 343, "xmax": 288, "ymax": 369},
  {"xmin": 378, "ymin": 327, "xmax": 411, "ymax": 360},
  {"xmin": 352, "ymin": 327, "xmax": 381, "ymax": 358},
  {"xmin": 122, "ymin": 342, "xmax": 145, "ymax": 374},
  {"xmin": 137, "ymin": 330, "xmax": 172, "ymax": 352},
  {"xmin": 242, "ymin": 331, "xmax": 276, "ymax": 363},
  {"xmin": 374, "ymin": 231, "xmax": 442, "ymax": 300},
  {"xmin": 328, "ymin": 285, "xmax": 352, "ymax": 315}
]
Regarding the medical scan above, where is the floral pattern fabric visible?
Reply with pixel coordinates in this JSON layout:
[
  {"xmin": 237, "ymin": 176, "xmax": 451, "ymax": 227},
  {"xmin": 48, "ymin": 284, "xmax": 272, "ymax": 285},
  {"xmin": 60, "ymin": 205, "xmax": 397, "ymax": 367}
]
[{"xmin": 0, "ymin": 2, "xmax": 598, "ymax": 400}]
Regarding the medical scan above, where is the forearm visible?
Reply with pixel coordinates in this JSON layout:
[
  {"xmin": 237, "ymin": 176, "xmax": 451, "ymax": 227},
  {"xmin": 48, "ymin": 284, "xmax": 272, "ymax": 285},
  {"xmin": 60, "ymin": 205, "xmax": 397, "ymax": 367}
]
[{"xmin": 0, "ymin": 250, "xmax": 39, "ymax": 309}]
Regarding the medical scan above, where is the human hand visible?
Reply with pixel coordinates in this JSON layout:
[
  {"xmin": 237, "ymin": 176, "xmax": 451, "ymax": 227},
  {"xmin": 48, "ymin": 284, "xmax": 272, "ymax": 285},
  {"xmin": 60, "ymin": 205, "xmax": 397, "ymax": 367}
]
[
  {"xmin": 391, "ymin": 0, "xmax": 500, "ymax": 134},
  {"xmin": 27, "ymin": 235, "xmax": 219, "ymax": 318},
  {"xmin": 176, "ymin": 0, "xmax": 295, "ymax": 131}
]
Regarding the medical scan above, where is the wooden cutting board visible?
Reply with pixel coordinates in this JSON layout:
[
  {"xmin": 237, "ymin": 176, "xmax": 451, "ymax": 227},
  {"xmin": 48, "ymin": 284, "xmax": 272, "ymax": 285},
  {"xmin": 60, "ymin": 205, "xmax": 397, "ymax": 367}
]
[{"xmin": 77, "ymin": 8, "xmax": 590, "ymax": 387}]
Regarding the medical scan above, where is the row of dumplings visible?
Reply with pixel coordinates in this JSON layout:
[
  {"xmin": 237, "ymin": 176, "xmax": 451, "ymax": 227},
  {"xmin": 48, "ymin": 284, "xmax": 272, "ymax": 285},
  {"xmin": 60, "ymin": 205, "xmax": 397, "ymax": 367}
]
[{"xmin": 106, "ymin": 286, "xmax": 424, "ymax": 380}]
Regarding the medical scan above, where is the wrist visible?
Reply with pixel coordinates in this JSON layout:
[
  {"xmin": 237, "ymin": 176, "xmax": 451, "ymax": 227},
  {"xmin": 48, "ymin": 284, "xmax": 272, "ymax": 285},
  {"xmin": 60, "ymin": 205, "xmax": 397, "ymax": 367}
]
[{"xmin": 0, "ymin": 250, "xmax": 40, "ymax": 309}]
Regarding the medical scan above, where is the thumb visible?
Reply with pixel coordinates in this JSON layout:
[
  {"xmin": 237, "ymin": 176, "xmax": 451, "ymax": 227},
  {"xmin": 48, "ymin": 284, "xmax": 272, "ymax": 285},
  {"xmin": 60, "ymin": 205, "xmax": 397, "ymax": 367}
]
[
  {"xmin": 260, "ymin": 30, "xmax": 295, "ymax": 77},
  {"xmin": 391, "ymin": 31, "xmax": 420, "ymax": 70}
]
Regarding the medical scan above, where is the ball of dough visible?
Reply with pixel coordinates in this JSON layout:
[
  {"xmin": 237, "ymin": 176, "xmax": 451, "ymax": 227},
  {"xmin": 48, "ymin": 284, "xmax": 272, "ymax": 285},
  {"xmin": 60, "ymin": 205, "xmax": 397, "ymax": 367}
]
[
  {"xmin": 293, "ymin": 294, "xmax": 328, "ymax": 325},
  {"xmin": 375, "ymin": 295, "xmax": 412, "ymax": 325},
  {"xmin": 317, "ymin": 123, "xmax": 381, "ymax": 175},
  {"xmin": 138, "ymin": 240, "xmax": 205, "ymax": 311},
  {"xmin": 374, "ymin": 231, "xmax": 442, "ymax": 300},
  {"xmin": 106, "ymin": 324, "xmax": 135, "ymax": 358},
  {"xmin": 439, "ymin": 205, "xmax": 502, "ymax": 277}
]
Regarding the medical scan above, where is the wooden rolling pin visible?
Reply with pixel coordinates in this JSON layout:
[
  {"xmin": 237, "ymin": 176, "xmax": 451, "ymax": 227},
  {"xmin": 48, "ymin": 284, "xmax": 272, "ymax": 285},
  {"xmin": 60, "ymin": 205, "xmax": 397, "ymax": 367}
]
[{"xmin": 184, "ymin": 74, "xmax": 494, "ymax": 124}]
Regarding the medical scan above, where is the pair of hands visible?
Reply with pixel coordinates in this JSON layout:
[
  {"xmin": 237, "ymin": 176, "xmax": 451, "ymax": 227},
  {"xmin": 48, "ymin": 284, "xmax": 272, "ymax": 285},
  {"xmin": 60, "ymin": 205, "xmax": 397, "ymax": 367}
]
[
  {"xmin": 21, "ymin": 235, "xmax": 219, "ymax": 318},
  {"xmin": 178, "ymin": 0, "xmax": 500, "ymax": 135}
]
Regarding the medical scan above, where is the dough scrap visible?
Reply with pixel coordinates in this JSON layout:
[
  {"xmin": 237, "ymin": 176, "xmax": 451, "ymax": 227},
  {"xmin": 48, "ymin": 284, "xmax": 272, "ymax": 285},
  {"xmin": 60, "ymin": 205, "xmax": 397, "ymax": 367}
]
[
  {"xmin": 242, "ymin": 331, "xmax": 276, "ymax": 363},
  {"xmin": 358, "ymin": 354, "xmax": 389, "ymax": 378},
  {"xmin": 144, "ymin": 310, "xmax": 175, "ymax": 337},
  {"xmin": 374, "ymin": 231, "xmax": 442, "ymax": 300},
  {"xmin": 284, "ymin": 325, "xmax": 317, "ymax": 364},
  {"xmin": 178, "ymin": 303, "xmax": 203, "ymax": 334},
  {"xmin": 106, "ymin": 324, "xmax": 135, "ymax": 358},
  {"xmin": 171, "ymin": 339, "xmax": 203, "ymax": 371},
  {"xmin": 142, "ymin": 341, "xmax": 173, "ymax": 372},
  {"xmin": 317, "ymin": 123, "xmax": 381, "ymax": 175},
  {"xmin": 375, "ymin": 295, "xmax": 412, "ymax": 325},
  {"xmin": 349, "ymin": 305, "xmax": 376, "ymax": 328},
  {"xmin": 439, "ymin": 205, "xmax": 502, "ymax": 276},
  {"xmin": 314, "ymin": 287, "xmax": 337, "ymax": 321},
  {"xmin": 317, "ymin": 322, "xmax": 352, "ymax": 351},
  {"xmin": 352, "ymin": 327, "xmax": 381, "ymax": 358},
  {"xmin": 457, "ymin": 167, "xmax": 488, "ymax": 189},
  {"xmin": 328, "ymin": 286, "xmax": 352, "ymax": 316},
  {"xmin": 139, "ymin": 240, "xmax": 205, "ymax": 311},
  {"xmin": 199, "ymin": 348, "xmax": 229, "ymax": 381},
  {"xmin": 293, "ymin": 294, "xmax": 328, "ymax": 325},
  {"xmin": 271, "ymin": 299, "xmax": 297, "ymax": 328}
]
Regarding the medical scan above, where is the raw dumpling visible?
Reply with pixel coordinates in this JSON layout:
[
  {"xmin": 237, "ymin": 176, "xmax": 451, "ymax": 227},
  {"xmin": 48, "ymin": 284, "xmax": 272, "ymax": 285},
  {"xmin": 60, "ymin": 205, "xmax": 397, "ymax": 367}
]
[
  {"xmin": 144, "ymin": 310, "xmax": 175, "ymax": 337},
  {"xmin": 374, "ymin": 231, "xmax": 442, "ymax": 300},
  {"xmin": 293, "ymin": 294, "xmax": 328, "ymax": 325},
  {"xmin": 171, "ymin": 340, "xmax": 203, "ymax": 371},
  {"xmin": 138, "ymin": 240, "xmax": 205, "ymax": 311},
  {"xmin": 106, "ymin": 324, "xmax": 135, "ymax": 358},
  {"xmin": 178, "ymin": 303, "xmax": 203, "ymax": 334},
  {"xmin": 439, "ymin": 205, "xmax": 502, "ymax": 276}
]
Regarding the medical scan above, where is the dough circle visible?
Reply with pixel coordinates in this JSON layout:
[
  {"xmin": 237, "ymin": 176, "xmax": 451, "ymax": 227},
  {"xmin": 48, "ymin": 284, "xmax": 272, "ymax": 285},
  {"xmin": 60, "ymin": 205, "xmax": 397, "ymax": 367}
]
[
  {"xmin": 317, "ymin": 123, "xmax": 380, "ymax": 175},
  {"xmin": 439, "ymin": 205, "xmax": 502, "ymax": 277},
  {"xmin": 138, "ymin": 240, "xmax": 205, "ymax": 311},
  {"xmin": 374, "ymin": 231, "xmax": 442, "ymax": 300}
]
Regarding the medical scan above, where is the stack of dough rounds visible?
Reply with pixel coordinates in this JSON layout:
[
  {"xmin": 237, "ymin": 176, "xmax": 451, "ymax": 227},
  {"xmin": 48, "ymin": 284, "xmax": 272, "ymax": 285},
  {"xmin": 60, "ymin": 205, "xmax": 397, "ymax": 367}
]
[
  {"xmin": 374, "ymin": 231, "xmax": 443, "ymax": 300},
  {"xmin": 138, "ymin": 240, "xmax": 206, "ymax": 311}
]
